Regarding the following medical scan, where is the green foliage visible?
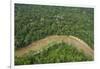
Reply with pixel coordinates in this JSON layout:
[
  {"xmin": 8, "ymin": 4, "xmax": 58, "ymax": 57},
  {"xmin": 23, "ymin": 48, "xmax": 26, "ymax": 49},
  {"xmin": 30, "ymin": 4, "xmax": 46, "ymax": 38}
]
[
  {"xmin": 15, "ymin": 4, "xmax": 94, "ymax": 49},
  {"xmin": 15, "ymin": 42, "xmax": 93, "ymax": 65}
]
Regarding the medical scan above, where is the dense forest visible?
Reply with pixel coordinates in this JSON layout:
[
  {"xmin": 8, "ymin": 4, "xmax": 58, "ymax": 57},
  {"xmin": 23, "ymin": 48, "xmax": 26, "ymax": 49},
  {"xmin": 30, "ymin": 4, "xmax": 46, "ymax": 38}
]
[
  {"xmin": 15, "ymin": 4, "xmax": 94, "ymax": 49},
  {"xmin": 15, "ymin": 4, "xmax": 94, "ymax": 65}
]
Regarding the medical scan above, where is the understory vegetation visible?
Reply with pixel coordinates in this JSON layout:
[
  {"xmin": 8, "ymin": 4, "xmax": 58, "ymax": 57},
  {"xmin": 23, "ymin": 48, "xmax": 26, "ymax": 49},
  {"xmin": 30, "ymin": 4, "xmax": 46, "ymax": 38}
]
[{"xmin": 15, "ymin": 42, "xmax": 93, "ymax": 65}]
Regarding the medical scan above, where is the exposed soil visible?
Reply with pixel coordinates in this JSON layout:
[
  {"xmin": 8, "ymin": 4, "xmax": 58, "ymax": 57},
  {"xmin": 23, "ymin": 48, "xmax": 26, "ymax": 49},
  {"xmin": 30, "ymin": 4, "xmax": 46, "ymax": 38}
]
[{"xmin": 15, "ymin": 35, "xmax": 94, "ymax": 58}]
